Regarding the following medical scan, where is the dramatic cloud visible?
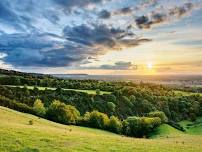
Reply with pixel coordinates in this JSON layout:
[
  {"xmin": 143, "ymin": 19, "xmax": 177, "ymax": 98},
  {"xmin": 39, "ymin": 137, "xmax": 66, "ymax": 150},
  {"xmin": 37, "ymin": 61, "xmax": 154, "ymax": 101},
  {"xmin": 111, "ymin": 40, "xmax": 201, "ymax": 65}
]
[
  {"xmin": 0, "ymin": 33, "xmax": 83, "ymax": 67},
  {"xmin": 98, "ymin": 10, "xmax": 111, "ymax": 19},
  {"xmin": 63, "ymin": 24, "xmax": 151, "ymax": 51},
  {"xmin": 0, "ymin": 1, "xmax": 34, "ymax": 31},
  {"xmin": 135, "ymin": 2, "xmax": 199, "ymax": 29},
  {"xmin": 117, "ymin": 7, "xmax": 133, "ymax": 14},
  {"xmin": 0, "ymin": 24, "xmax": 151, "ymax": 67},
  {"xmin": 0, "ymin": 0, "xmax": 201, "ymax": 71}
]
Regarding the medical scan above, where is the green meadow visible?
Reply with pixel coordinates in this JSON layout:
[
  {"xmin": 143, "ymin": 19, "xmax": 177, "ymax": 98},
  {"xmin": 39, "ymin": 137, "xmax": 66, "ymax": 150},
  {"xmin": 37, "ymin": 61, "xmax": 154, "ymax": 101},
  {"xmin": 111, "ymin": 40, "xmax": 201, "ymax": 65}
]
[
  {"xmin": 0, "ymin": 106, "xmax": 202, "ymax": 152},
  {"xmin": 174, "ymin": 91, "xmax": 202, "ymax": 96},
  {"xmin": 5, "ymin": 85, "xmax": 111, "ymax": 95}
]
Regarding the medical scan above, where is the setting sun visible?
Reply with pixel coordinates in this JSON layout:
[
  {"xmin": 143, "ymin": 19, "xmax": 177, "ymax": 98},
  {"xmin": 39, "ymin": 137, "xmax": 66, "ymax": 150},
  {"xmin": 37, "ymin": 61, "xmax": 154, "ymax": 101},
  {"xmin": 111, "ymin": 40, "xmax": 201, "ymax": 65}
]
[{"xmin": 147, "ymin": 63, "xmax": 153, "ymax": 69}]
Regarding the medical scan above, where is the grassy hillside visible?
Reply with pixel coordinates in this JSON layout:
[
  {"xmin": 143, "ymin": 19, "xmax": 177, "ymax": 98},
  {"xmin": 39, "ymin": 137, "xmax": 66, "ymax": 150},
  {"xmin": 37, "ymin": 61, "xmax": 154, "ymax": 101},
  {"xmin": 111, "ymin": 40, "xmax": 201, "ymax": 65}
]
[
  {"xmin": 0, "ymin": 106, "xmax": 202, "ymax": 152},
  {"xmin": 179, "ymin": 117, "xmax": 202, "ymax": 135},
  {"xmin": 149, "ymin": 124, "xmax": 184, "ymax": 139},
  {"xmin": 5, "ymin": 85, "xmax": 111, "ymax": 95}
]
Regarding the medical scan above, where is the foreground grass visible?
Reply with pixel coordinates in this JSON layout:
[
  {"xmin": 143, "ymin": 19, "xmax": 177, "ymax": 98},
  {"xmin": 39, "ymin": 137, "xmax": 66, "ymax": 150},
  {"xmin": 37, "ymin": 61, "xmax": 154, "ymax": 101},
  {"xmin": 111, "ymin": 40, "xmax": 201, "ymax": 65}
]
[
  {"xmin": 0, "ymin": 107, "xmax": 202, "ymax": 152},
  {"xmin": 5, "ymin": 85, "xmax": 111, "ymax": 95}
]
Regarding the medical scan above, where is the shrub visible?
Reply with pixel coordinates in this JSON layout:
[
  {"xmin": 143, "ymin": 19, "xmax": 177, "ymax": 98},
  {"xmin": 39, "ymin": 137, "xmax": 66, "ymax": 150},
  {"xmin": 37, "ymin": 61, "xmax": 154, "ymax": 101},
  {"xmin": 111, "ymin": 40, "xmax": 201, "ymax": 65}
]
[
  {"xmin": 29, "ymin": 120, "xmax": 34, "ymax": 125},
  {"xmin": 108, "ymin": 116, "xmax": 122, "ymax": 133},
  {"xmin": 122, "ymin": 116, "xmax": 161, "ymax": 137},
  {"xmin": 46, "ymin": 100, "xmax": 80, "ymax": 125},
  {"xmin": 82, "ymin": 110, "xmax": 110, "ymax": 129},
  {"xmin": 148, "ymin": 111, "xmax": 168, "ymax": 123},
  {"xmin": 33, "ymin": 99, "xmax": 46, "ymax": 117}
]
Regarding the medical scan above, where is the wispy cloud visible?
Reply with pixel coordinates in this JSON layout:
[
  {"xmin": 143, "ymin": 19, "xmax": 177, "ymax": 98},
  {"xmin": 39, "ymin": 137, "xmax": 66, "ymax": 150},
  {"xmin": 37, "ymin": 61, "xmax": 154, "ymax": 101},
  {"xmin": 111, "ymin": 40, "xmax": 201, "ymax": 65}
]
[{"xmin": 81, "ymin": 61, "xmax": 137, "ymax": 70}]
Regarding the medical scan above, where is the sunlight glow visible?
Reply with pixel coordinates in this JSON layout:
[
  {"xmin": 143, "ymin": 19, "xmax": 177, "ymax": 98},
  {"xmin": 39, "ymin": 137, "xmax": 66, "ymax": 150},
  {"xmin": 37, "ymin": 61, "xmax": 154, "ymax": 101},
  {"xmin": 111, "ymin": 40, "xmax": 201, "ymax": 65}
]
[{"xmin": 147, "ymin": 62, "xmax": 153, "ymax": 69}]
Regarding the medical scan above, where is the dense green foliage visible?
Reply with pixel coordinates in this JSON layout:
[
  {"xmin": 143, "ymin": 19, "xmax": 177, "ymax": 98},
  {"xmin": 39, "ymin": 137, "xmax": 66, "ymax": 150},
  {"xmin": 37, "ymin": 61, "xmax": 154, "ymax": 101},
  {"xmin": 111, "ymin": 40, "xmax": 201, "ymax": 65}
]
[
  {"xmin": 108, "ymin": 116, "xmax": 123, "ymax": 133},
  {"xmin": 148, "ymin": 111, "xmax": 168, "ymax": 123},
  {"xmin": 81, "ymin": 110, "xmax": 110, "ymax": 129},
  {"xmin": 123, "ymin": 116, "xmax": 161, "ymax": 137},
  {"xmin": 46, "ymin": 100, "xmax": 80, "ymax": 125},
  {"xmin": 0, "ymin": 69, "xmax": 202, "ymax": 137},
  {"xmin": 33, "ymin": 99, "xmax": 46, "ymax": 117}
]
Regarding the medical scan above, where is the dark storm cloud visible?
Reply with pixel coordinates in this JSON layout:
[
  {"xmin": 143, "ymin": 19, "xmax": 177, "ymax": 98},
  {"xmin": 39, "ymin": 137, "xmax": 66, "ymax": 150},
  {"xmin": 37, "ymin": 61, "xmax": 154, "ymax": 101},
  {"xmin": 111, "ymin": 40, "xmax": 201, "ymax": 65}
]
[
  {"xmin": 135, "ymin": 3, "xmax": 197, "ymax": 29},
  {"xmin": 0, "ymin": 0, "xmax": 59, "ymax": 31},
  {"xmin": 0, "ymin": 24, "xmax": 151, "ymax": 67},
  {"xmin": 98, "ymin": 10, "xmax": 111, "ymax": 19},
  {"xmin": 113, "ymin": 7, "xmax": 133, "ymax": 16},
  {"xmin": 119, "ymin": 7, "xmax": 133, "ymax": 14},
  {"xmin": 63, "ymin": 24, "xmax": 151, "ymax": 51},
  {"xmin": 0, "ymin": 33, "xmax": 84, "ymax": 67},
  {"xmin": 135, "ymin": 16, "xmax": 151, "ymax": 29},
  {"xmin": 0, "ymin": 1, "xmax": 31, "ymax": 31}
]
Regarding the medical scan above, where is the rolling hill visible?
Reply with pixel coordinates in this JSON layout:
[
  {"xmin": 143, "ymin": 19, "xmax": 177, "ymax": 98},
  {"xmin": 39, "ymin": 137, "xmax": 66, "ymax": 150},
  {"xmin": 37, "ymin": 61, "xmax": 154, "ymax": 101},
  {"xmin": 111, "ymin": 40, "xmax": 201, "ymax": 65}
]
[{"xmin": 0, "ymin": 106, "xmax": 202, "ymax": 152}]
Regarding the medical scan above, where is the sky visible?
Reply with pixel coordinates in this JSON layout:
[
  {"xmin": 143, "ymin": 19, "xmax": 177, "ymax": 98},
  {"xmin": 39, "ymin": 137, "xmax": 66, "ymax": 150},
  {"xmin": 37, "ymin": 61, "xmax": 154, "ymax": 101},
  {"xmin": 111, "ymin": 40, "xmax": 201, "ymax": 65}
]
[{"xmin": 0, "ymin": 0, "xmax": 202, "ymax": 75}]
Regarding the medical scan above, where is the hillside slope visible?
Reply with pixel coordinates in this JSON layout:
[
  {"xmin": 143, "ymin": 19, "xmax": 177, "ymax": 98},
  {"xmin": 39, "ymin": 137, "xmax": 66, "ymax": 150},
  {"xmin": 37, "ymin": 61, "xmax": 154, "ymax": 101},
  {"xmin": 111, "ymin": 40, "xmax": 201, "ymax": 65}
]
[
  {"xmin": 0, "ymin": 106, "xmax": 202, "ymax": 152},
  {"xmin": 150, "ymin": 124, "xmax": 184, "ymax": 139}
]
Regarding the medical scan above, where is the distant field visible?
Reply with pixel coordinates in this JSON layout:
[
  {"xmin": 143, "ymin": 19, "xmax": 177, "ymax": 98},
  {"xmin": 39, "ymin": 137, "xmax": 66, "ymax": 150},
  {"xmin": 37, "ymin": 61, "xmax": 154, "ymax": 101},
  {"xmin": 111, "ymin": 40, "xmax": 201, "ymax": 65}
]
[
  {"xmin": 4, "ymin": 85, "xmax": 111, "ymax": 95},
  {"xmin": 0, "ymin": 74, "xmax": 6, "ymax": 77},
  {"xmin": 0, "ymin": 106, "xmax": 202, "ymax": 152},
  {"xmin": 173, "ymin": 91, "xmax": 202, "ymax": 96}
]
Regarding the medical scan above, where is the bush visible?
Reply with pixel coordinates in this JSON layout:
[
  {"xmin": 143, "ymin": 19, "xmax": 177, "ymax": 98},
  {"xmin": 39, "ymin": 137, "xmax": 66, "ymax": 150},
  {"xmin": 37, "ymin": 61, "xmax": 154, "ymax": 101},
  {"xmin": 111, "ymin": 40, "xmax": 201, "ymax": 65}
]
[
  {"xmin": 33, "ymin": 99, "xmax": 46, "ymax": 117},
  {"xmin": 123, "ymin": 116, "xmax": 161, "ymax": 137},
  {"xmin": 148, "ymin": 111, "xmax": 168, "ymax": 123},
  {"xmin": 82, "ymin": 110, "xmax": 110, "ymax": 129},
  {"xmin": 29, "ymin": 120, "xmax": 34, "ymax": 125},
  {"xmin": 46, "ymin": 100, "xmax": 80, "ymax": 125},
  {"xmin": 107, "ymin": 102, "xmax": 116, "ymax": 112},
  {"xmin": 108, "ymin": 116, "xmax": 122, "ymax": 133}
]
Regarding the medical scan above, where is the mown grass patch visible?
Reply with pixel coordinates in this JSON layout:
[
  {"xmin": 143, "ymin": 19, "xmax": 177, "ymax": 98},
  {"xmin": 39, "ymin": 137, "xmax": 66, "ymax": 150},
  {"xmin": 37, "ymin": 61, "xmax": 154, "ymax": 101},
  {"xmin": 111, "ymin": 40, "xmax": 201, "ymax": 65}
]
[
  {"xmin": 4, "ymin": 85, "xmax": 111, "ymax": 95},
  {"xmin": 173, "ymin": 91, "xmax": 202, "ymax": 96}
]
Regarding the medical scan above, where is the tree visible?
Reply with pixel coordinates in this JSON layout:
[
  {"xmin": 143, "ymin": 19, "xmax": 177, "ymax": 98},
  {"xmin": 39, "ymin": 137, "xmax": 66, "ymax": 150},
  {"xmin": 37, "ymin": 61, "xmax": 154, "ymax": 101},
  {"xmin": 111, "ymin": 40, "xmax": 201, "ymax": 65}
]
[
  {"xmin": 33, "ymin": 99, "xmax": 46, "ymax": 117},
  {"xmin": 148, "ymin": 111, "xmax": 168, "ymax": 123},
  {"xmin": 108, "ymin": 116, "xmax": 122, "ymax": 133},
  {"xmin": 106, "ymin": 94, "xmax": 116, "ymax": 103},
  {"xmin": 107, "ymin": 102, "xmax": 116, "ymax": 112},
  {"xmin": 96, "ymin": 89, "xmax": 101, "ymax": 95},
  {"xmin": 46, "ymin": 100, "xmax": 80, "ymax": 125},
  {"xmin": 122, "ymin": 116, "xmax": 161, "ymax": 137},
  {"xmin": 83, "ymin": 110, "xmax": 109, "ymax": 129}
]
